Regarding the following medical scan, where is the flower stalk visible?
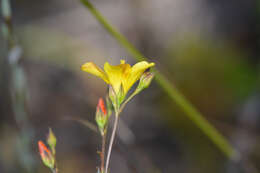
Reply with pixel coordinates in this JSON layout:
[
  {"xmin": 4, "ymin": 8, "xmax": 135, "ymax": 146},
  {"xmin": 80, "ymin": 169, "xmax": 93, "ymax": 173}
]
[
  {"xmin": 105, "ymin": 111, "xmax": 119, "ymax": 173},
  {"xmin": 82, "ymin": 60, "xmax": 155, "ymax": 173},
  {"xmin": 80, "ymin": 0, "xmax": 240, "ymax": 162},
  {"xmin": 100, "ymin": 132, "xmax": 106, "ymax": 173}
]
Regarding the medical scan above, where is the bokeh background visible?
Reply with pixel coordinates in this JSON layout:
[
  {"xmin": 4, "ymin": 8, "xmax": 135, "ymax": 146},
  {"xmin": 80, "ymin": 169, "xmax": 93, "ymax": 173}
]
[{"xmin": 0, "ymin": 0, "xmax": 260, "ymax": 172}]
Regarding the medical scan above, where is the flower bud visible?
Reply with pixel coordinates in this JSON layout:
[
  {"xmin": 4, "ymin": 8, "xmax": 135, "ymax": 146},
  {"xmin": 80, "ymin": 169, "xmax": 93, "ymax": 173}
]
[
  {"xmin": 109, "ymin": 85, "xmax": 116, "ymax": 104},
  {"xmin": 98, "ymin": 98, "xmax": 107, "ymax": 115},
  {"xmin": 109, "ymin": 85, "xmax": 119, "ymax": 111},
  {"xmin": 47, "ymin": 128, "xmax": 56, "ymax": 155},
  {"xmin": 117, "ymin": 84, "xmax": 125, "ymax": 104},
  {"xmin": 108, "ymin": 84, "xmax": 125, "ymax": 111},
  {"xmin": 136, "ymin": 72, "xmax": 155, "ymax": 92},
  {"xmin": 38, "ymin": 141, "xmax": 55, "ymax": 169},
  {"xmin": 106, "ymin": 95, "xmax": 113, "ymax": 117},
  {"xmin": 96, "ymin": 98, "xmax": 108, "ymax": 135}
]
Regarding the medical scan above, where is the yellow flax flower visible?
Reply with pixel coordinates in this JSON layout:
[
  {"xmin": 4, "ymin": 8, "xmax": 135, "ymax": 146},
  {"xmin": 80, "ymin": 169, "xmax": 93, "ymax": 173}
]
[{"xmin": 81, "ymin": 60, "xmax": 155, "ymax": 95}]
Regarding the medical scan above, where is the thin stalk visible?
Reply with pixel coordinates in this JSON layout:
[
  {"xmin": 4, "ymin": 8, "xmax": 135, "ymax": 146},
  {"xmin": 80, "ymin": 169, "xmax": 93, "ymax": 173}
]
[
  {"xmin": 104, "ymin": 91, "xmax": 138, "ymax": 173},
  {"xmin": 52, "ymin": 168, "xmax": 58, "ymax": 173},
  {"xmin": 52, "ymin": 159, "xmax": 58, "ymax": 173},
  {"xmin": 100, "ymin": 133, "xmax": 106, "ymax": 173},
  {"xmin": 118, "ymin": 90, "xmax": 139, "ymax": 114},
  {"xmin": 105, "ymin": 113, "xmax": 119, "ymax": 173},
  {"xmin": 81, "ymin": 0, "xmax": 240, "ymax": 161}
]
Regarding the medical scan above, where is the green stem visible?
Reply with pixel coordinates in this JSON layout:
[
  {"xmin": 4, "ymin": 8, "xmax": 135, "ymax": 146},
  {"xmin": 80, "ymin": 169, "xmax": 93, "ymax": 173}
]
[
  {"xmin": 51, "ymin": 168, "xmax": 58, "ymax": 173},
  {"xmin": 81, "ymin": 0, "xmax": 240, "ymax": 161},
  {"xmin": 154, "ymin": 71, "xmax": 240, "ymax": 160},
  {"xmin": 1, "ymin": 0, "xmax": 37, "ymax": 172},
  {"xmin": 1, "ymin": 0, "xmax": 15, "ymax": 48},
  {"xmin": 118, "ymin": 90, "xmax": 139, "ymax": 114},
  {"xmin": 104, "ymin": 92, "xmax": 138, "ymax": 172},
  {"xmin": 105, "ymin": 112, "xmax": 119, "ymax": 173}
]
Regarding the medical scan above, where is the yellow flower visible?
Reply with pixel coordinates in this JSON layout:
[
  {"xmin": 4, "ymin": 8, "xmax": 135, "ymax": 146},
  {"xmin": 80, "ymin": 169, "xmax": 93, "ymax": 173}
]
[{"xmin": 81, "ymin": 60, "xmax": 155, "ymax": 95}]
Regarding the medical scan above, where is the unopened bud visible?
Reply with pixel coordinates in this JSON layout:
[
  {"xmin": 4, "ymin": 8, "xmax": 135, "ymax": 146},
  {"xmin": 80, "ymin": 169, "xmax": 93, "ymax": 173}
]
[
  {"xmin": 96, "ymin": 98, "xmax": 108, "ymax": 135},
  {"xmin": 109, "ymin": 85, "xmax": 116, "ymax": 105},
  {"xmin": 137, "ymin": 72, "xmax": 155, "ymax": 91},
  {"xmin": 38, "ymin": 141, "xmax": 55, "ymax": 169},
  {"xmin": 109, "ymin": 85, "xmax": 119, "ymax": 111},
  {"xmin": 47, "ymin": 128, "xmax": 56, "ymax": 155},
  {"xmin": 106, "ymin": 96, "xmax": 113, "ymax": 116},
  {"xmin": 97, "ymin": 98, "xmax": 107, "ymax": 115},
  {"xmin": 117, "ymin": 84, "xmax": 125, "ymax": 105}
]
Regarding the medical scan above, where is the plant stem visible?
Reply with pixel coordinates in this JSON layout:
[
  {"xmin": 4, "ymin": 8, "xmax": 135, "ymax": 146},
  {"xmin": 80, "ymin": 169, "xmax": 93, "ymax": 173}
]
[
  {"xmin": 104, "ymin": 91, "xmax": 138, "ymax": 173},
  {"xmin": 100, "ymin": 133, "xmax": 106, "ymax": 173},
  {"xmin": 52, "ymin": 168, "xmax": 58, "ymax": 173},
  {"xmin": 118, "ymin": 90, "xmax": 139, "ymax": 114},
  {"xmin": 1, "ymin": 0, "xmax": 37, "ymax": 172},
  {"xmin": 81, "ymin": 0, "xmax": 240, "ymax": 161},
  {"xmin": 105, "ymin": 113, "xmax": 119, "ymax": 173},
  {"xmin": 154, "ymin": 72, "xmax": 240, "ymax": 160}
]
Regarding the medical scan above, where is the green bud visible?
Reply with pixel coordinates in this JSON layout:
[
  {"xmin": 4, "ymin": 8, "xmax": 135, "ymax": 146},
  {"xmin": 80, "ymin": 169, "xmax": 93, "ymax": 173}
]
[
  {"xmin": 109, "ymin": 85, "xmax": 119, "ymax": 111},
  {"xmin": 109, "ymin": 85, "xmax": 116, "ymax": 104},
  {"xmin": 136, "ymin": 72, "xmax": 155, "ymax": 92},
  {"xmin": 117, "ymin": 84, "xmax": 125, "ymax": 105},
  {"xmin": 47, "ymin": 128, "xmax": 57, "ymax": 155},
  {"xmin": 106, "ymin": 95, "xmax": 113, "ymax": 117}
]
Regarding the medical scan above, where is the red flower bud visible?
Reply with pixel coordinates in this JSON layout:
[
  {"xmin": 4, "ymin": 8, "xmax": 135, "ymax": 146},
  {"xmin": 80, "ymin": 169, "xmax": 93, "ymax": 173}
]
[
  {"xmin": 38, "ymin": 140, "xmax": 55, "ymax": 168},
  {"xmin": 38, "ymin": 141, "xmax": 51, "ymax": 157},
  {"xmin": 97, "ymin": 98, "xmax": 107, "ymax": 115}
]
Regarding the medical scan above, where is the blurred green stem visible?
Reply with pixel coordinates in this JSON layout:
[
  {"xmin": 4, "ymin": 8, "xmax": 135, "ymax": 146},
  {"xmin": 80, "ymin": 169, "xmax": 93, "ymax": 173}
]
[
  {"xmin": 1, "ymin": 0, "xmax": 15, "ymax": 48},
  {"xmin": 1, "ymin": 0, "xmax": 36, "ymax": 172},
  {"xmin": 52, "ymin": 168, "xmax": 58, "ymax": 173},
  {"xmin": 81, "ymin": 0, "xmax": 240, "ymax": 161}
]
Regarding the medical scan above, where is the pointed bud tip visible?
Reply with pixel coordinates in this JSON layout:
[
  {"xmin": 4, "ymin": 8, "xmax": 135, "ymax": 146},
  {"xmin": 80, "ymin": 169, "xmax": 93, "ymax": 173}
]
[
  {"xmin": 109, "ymin": 85, "xmax": 116, "ymax": 97},
  {"xmin": 38, "ymin": 141, "xmax": 49, "ymax": 154},
  {"xmin": 47, "ymin": 128, "xmax": 57, "ymax": 154},
  {"xmin": 97, "ymin": 98, "xmax": 107, "ymax": 115},
  {"xmin": 38, "ymin": 140, "xmax": 55, "ymax": 168},
  {"xmin": 138, "ymin": 72, "xmax": 155, "ymax": 90}
]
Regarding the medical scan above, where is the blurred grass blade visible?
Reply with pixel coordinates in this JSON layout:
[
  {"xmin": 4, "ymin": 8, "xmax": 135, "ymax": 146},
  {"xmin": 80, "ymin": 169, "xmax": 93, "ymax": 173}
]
[
  {"xmin": 80, "ymin": 0, "xmax": 240, "ymax": 161},
  {"xmin": 66, "ymin": 117, "xmax": 98, "ymax": 133}
]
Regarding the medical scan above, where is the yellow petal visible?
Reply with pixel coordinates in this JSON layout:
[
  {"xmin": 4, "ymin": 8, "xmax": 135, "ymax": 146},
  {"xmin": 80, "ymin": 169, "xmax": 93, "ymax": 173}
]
[
  {"xmin": 120, "ymin": 60, "xmax": 125, "ymax": 64},
  {"xmin": 104, "ymin": 62, "xmax": 131, "ymax": 93},
  {"xmin": 124, "ymin": 61, "xmax": 155, "ymax": 93},
  {"xmin": 81, "ymin": 62, "xmax": 109, "ymax": 83}
]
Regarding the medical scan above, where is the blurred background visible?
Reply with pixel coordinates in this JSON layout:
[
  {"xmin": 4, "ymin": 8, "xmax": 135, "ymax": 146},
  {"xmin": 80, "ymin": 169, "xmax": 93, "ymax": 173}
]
[{"xmin": 0, "ymin": 0, "xmax": 260, "ymax": 172}]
